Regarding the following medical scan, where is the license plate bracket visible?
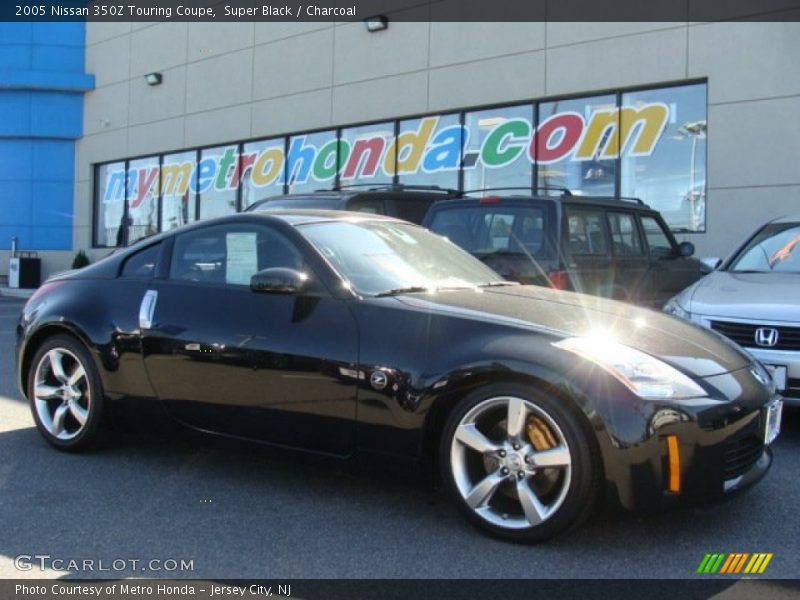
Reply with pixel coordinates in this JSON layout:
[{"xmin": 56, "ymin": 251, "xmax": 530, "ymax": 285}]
[{"xmin": 764, "ymin": 364, "xmax": 787, "ymax": 391}]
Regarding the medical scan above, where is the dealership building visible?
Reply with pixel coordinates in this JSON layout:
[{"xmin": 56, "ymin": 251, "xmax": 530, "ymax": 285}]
[{"xmin": 1, "ymin": 19, "xmax": 799, "ymax": 279}]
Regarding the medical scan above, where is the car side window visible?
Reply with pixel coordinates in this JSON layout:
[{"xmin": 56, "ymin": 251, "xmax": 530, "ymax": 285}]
[
  {"xmin": 120, "ymin": 243, "xmax": 161, "ymax": 279},
  {"xmin": 607, "ymin": 212, "xmax": 644, "ymax": 256},
  {"xmin": 169, "ymin": 224, "xmax": 304, "ymax": 286},
  {"xmin": 565, "ymin": 209, "xmax": 609, "ymax": 256},
  {"xmin": 640, "ymin": 216, "xmax": 674, "ymax": 258}
]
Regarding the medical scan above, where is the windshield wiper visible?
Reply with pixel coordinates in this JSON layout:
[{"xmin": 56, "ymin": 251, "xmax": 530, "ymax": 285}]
[{"xmin": 374, "ymin": 286, "xmax": 433, "ymax": 297}]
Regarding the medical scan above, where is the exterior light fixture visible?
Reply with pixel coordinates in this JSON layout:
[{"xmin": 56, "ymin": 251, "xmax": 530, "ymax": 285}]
[
  {"xmin": 144, "ymin": 72, "xmax": 163, "ymax": 86},
  {"xmin": 364, "ymin": 16, "xmax": 388, "ymax": 32}
]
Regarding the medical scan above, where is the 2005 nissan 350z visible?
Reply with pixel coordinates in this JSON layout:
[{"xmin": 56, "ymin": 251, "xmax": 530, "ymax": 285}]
[{"xmin": 16, "ymin": 211, "xmax": 782, "ymax": 542}]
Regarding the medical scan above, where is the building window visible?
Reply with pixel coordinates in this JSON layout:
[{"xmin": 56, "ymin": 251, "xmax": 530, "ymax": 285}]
[
  {"xmin": 286, "ymin": 130, "xmax": 338, "ymax": 194},
  {"xmin": 396, "ymin": 113, "xmax": 461, "ymax": 190},
  {"xmin": 462, "ymin": 104, "xmax": 534, "ymax": 193},
  {"xmin": 241, "ymin": 138, "xmax": 285, "ymax": 209},
  {"xmin": 537, "ymin": 94, "xmax": 618, "ymax": 197},
  {"xmin": 620, "ymin": 83, "xmax": 707, "ymax": 232},
  {"xmin": 199, "ymin": 145, "xmax": 239, "ymax": 220},
  {"xmin": 160, "ymin": 151, "xmax": 197, "ymax": 232},
  {"xmin": 339, "ymin": 122, "xmax": 394, "ymax": 187},
  {"xmin": 95, "ymin": 161, "xmax": 126, "ymax": 247},
  {"xmin": 126, "ymin": 156, "xmax": 160, "ymax": 244}
]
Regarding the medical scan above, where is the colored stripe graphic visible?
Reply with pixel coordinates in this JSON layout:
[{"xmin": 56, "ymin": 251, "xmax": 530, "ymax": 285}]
[{"xmin": 699, "ymin": 553, "xmax": 774, "ymax": 575}]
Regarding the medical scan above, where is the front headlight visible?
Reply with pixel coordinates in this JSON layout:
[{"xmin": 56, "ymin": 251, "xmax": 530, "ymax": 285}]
[
  {"xmin": 663, "ymin": 296, "xmax": 691, "ymax": 319},
  {"xmin": 554, "ymin": 336, "xmax": 708, "ymax": 400}
]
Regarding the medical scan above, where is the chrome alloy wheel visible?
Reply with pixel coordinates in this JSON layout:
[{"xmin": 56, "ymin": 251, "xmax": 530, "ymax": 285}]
[
  {"xmin": 449, "ymin": 396, "xmax": 572, "ymax": 529},
  {"xmin": 32, "ymin": 348, "xmax": 91, "ymax": 441}
]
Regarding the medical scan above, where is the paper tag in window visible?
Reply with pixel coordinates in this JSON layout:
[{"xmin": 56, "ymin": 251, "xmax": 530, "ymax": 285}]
[{"xmin": 226, "ymin": 233, "xmax": 258, "ymax": 285}]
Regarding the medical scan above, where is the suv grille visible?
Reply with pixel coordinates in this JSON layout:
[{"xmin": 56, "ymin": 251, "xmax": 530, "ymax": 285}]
[
  {"xmin": 785, "ymin": 378, "xmax": 800, "ymax": 399},
  {"xmin": 724, "ymin": 420, "xmax": 764, "ymax": 480},
  {"xmin": 710, "ymin": 320, "xmax": 800, "ymax": 351}
]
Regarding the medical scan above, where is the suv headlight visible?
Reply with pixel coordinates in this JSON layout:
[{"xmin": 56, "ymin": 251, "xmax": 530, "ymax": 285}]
[
  {"xmin": 663, "ymin": 296, "xmax": 691, "ymax": 320},
  {"xmin": 554, "ymin": 337, "xmax": 708, "ymax": 400}
]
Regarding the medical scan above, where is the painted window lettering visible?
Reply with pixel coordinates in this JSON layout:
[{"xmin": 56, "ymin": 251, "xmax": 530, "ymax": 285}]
[{"xmin": 101, "ymin": 103, "xmax": 669, "ymax": 204}]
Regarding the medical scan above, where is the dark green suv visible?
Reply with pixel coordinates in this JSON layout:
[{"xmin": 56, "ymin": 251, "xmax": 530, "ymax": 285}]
[{"xmin": 422, "ymin": 191, "xmax": 710, "ymax": 307}]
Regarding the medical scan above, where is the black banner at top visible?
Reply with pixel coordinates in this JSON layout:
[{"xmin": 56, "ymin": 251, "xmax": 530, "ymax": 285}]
[{"xmin": 4, "ymin": 0, "xmax": 800, "ymax": 22}]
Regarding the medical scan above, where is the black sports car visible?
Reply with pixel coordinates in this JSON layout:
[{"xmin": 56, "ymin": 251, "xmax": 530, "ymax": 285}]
[{"xmin": 16, "ymin": 211, "xmax": 782, "ymax": 541}]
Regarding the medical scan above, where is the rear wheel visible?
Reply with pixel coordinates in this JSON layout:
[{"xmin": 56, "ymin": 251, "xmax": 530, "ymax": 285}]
[
  {"xmin": 440, "ymin": 383, "xmax": 600, "ymax": 542},
  {"xmin": 27, "ymin": 334, "xmax": 106, "ymax": 452}
]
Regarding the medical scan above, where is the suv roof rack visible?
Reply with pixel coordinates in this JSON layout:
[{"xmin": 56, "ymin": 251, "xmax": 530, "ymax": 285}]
[
  {"xmin": 461, "ymin": 186, "xmax": 573, "ymax": 197},
  {"xmin": 580, "ymin": 195, "xmax": 646, "ymax": 206},
  {"xmin": 330, "ymin": 183, "xmax": 461, "ymax": 195}
]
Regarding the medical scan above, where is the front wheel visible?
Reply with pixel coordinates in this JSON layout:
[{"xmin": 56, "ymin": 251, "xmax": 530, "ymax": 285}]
[
  {"xmin": 27, "ymin": 334, "xmax": 106, "ymax": 452},
  {"xmin": 440, "ymin": 383, "xmax": 600, "ymax": 542}
]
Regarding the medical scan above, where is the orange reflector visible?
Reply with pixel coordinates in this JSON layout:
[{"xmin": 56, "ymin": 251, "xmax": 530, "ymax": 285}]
[{"xmin": 666, "ymin": 435, "xmax": 681, "ymax": 493}]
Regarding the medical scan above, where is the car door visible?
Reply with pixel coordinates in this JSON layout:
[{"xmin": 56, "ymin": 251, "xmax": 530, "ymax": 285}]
[
  {"xmin": 606, "ymin": 211, "xmax": 649, "ymax": 303},
  {"xmin": 139, "ymin": 221, "xmax": 359, "ymax": 456},
  {"xmin": 563, "ymin": 206, "xmax": 614, "ymax": 296},
  {"xmin": 640, "ymin": 214, "xmax": 701, "ymax": 306}
]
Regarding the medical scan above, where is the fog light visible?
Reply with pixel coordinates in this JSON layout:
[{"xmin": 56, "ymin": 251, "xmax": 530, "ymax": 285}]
[{"xmin": 666, "ymin": 435, "xmax": 681, "ymax": 493}]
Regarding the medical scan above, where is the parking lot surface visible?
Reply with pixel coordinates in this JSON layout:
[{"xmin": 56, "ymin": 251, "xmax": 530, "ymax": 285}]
[{"xmin": 0, "ymin": 296, "xmax": 798, "ymax": 579}]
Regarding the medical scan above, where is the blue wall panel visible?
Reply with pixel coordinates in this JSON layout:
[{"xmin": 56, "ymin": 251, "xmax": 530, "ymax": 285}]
[{"xmin": 0, "ymin": 22, "xmax": 93, "ymax": 253}]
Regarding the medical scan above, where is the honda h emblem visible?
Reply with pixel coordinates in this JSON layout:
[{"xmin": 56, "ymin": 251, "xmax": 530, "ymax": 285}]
[{"xmin": 754, "ymin": 327, "xmax": 779, "ymax": 347}]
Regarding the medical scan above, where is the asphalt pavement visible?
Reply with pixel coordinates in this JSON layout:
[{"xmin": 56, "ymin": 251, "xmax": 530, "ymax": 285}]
[{"xmin": 0, "ymin": 296, "xmax": 798, "ymax": 580}]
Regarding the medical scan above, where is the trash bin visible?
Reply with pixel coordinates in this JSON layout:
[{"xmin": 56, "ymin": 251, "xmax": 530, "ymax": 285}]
[{"xmin": 9, "ymin": 251, "xmax": 41, "ymax": 289}]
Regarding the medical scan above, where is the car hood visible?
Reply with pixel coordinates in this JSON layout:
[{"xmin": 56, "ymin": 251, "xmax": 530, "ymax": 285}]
[
  {"xmin": 394, "ymin": 285, "xmax": 751, "ymax": 377},
  {"xmin": 686, "ymin": 271, "xmax": 800, "ymax": 322}
]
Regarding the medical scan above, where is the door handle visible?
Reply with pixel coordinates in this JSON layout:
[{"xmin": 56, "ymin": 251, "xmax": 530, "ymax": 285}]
[{"xmin": 138, "ymin": 290, "xmax": 158, "ymax": 330}]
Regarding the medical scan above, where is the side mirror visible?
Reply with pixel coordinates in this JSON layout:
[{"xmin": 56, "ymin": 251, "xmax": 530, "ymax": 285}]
[
  {"xmin": 678, "ymin": 241, "xmax": 695, "ymax": 257},
  {"xmin": 701, "ymin": 257, "xmax": 722, "ymax": 270},
  {"xmin": 250, "ymin": 268, "xmax": 309, "ymax": 294}
]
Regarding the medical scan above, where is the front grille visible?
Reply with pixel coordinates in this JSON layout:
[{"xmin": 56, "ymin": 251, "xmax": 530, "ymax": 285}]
[
  {"xmin": 710, "ymin": 320, "xmax": 800, "ymax": 351},
  {"xmin": 724, "ymin": 422, "xmax": 764, "ymax": 480}
]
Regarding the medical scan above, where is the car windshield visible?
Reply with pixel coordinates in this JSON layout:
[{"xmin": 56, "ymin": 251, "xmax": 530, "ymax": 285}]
[
  {"xmin": 299, "ymin": 219, "xmax": 509, "ymax": 295},
  {"xmin": 728, "ymin": 222, "xmax": 800, "ymax": 273}
]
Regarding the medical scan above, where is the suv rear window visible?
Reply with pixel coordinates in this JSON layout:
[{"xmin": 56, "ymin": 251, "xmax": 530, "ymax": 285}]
[{"xmin": 427, "ymin": 204, "xmax": 550, "ymax": 257}]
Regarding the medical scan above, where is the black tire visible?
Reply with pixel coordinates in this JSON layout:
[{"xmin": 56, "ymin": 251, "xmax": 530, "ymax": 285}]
[
  {"xmin": 439, "ymin": 382, "xmax": 601, "ymax": 542},
  {"xmin": 27, "ymin": 334, "xmax": 107, "ymax": 452}
]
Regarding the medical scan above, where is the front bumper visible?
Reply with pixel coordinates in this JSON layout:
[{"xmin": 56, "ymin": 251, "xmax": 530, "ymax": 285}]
[{"xmin": 591, "ymin": 364, "xmax": 778, "ymax": 512}]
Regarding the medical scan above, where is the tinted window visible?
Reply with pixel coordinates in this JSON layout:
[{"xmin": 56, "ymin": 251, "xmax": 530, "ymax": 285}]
[
  {"xmin": 729, "ymin": 223, "xmax": 800, "ymax": 273},
  {"xmin": 121, "ymin": 243, "xmax": 161, "ymax": 279},
  {"xmin": 607, "ymin": 212, "xmax": 644, "ymax": 256},
  {"xmin": 393, "ymin": 197, "xmax": 435, "ymax": 224},
  {"xmin": 640, "ymin": 216, "xmax": 674, "ymax": 257},
  {"xmin": 169, "ymin": 225, "xmax": 304, "ymax": 285},
  {"xmin": 428, "ymin": 204, "xmax": 550, "ymax": 256},
  {"xmin": 565, "ymin": 208, "xmax": 609, "ymax": 256}
]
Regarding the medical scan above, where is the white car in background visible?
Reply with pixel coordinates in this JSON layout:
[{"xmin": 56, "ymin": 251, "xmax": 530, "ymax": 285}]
[{"xmin": 664, "ymin": 215, "xmax": 800, "ymax": 405}]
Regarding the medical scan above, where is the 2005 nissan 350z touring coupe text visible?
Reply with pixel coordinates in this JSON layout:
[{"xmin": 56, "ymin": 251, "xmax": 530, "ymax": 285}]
[{"xmin": 16, "ymin": 211, "xmax": 782, "ymax": 542}]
